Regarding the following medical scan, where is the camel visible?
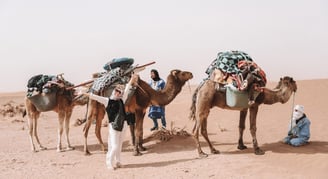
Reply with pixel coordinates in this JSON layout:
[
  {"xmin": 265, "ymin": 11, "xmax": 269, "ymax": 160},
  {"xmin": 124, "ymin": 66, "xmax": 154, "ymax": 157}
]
[
  {"xmin": 24, "ymin": 81, "xmax": 89, "ymax": 152},
  {"xmin": 189, "ymin": 76, "xmax": 297, "ymax": 157},
  {"xmin": 126, "ymin": 69, "xmax": 193, "ymax": 156},
  {"xmin": 82, "ymin": 69, "xmax": 193, "ymax": 156}
]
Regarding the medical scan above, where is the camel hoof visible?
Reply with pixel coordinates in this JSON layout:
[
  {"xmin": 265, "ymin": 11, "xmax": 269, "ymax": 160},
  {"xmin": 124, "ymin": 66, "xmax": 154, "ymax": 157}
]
[
  {"xmin": 211, "ymin": 149, "xmax": 220, "ymax": 154},
  {"xmin": 84, "ymin": 150, "xmax": 91, "ymax": 156},
  {"xmin": 139, "ymin": 146, "xmax": 147, "ymax": 151},
  {"xmin": 66, "ymin": 146, "xmax": 75, "ymax": 151},
  {"xmin": 198, "ymin": 152, "xmax": 208, "ymax": 158},
  {"xmin": 254, "ymin": 148, "xmax": 265, "ymax": 155},
  {"xmin": 57, "ymin": 148, "xmax": 65, "ymax": 152},
  {"xmin": 237, "ymin": 145, "xmax": 247, "ymax": 150},
  {"xmin": 133, "ymin": 151, "xmax": 142, "ymax": 156},
  {"xmin": 39, "ymin": 146, "xmax": 47, "ymax": 151},
  {"xmin": 101, "ymin": 147, "xmax": 108, "ymax": 152}
]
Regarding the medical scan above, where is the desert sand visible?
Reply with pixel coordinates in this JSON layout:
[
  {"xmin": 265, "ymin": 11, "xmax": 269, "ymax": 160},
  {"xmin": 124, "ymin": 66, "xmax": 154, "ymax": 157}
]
[{"xmin": 0, "ymin": 79, "xmax": 327, "ymax": 179}]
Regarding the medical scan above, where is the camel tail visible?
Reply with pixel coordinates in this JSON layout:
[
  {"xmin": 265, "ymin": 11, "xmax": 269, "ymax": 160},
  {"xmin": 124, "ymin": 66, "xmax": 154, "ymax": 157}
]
[
  {"xmin": 22, "ymin": 109, "xmax": 27, "ymax": 118},
  {"xmin": 189, "ymin": 89, "xmax": 198, "ymax": 121},
  {"xmin": 189, "ymin": 80, "xmax": 205, "ymax": 121}
]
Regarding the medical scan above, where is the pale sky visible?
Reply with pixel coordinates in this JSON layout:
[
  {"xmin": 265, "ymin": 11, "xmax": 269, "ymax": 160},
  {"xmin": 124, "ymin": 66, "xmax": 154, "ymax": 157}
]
[{"xmin": 1, "ymin": 0, "xmax": 327, "ymax": 92}]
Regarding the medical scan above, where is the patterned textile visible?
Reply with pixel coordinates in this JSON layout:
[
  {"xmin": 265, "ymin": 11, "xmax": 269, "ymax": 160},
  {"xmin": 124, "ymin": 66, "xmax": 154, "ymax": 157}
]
[
  {"xmin": 206, "ymin": 51, "xmax": 253, "ymax": 75},
  {"xmin": 91, "ymin": 67, "xmax": 130, "ymax": 93}
]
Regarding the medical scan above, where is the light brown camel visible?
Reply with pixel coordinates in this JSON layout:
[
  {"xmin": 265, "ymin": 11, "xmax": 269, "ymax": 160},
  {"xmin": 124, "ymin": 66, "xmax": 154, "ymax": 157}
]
[
  {"xmin": 24, "ymin": 84, "xmax": 89, "ymax": 152},
  {"xmin": 82, "ymin": 69, "xmax": 193, "ymax": 156},
  {"xmin": 189, "ymin": 76, "xmax": 297, "ymax": 157}
]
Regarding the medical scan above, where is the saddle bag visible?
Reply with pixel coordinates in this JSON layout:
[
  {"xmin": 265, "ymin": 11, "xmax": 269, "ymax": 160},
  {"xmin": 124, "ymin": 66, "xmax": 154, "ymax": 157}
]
[{"xmin": 225, "ymin": 84, "xmax": 259, "ymax": 108}]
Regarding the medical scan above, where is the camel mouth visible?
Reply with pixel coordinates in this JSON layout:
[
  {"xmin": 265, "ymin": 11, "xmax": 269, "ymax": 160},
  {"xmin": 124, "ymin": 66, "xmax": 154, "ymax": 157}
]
[{"xmin": 188, "ymin": 73, "xmax": 194, "ymax": 80}]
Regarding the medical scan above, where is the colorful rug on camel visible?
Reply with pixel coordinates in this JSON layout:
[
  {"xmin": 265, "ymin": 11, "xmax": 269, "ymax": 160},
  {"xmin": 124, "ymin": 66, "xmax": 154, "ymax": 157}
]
[{"xmin": 205, "ymin": 50, "xmax": 253, "ymax": 75}]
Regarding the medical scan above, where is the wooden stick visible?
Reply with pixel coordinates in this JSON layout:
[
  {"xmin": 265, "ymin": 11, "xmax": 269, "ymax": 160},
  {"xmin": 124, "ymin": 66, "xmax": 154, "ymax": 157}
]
[
  {"xmin": 135, "ymin": 61, "xmax": 156, "ymax": 69},
  {"xmin": 66, "ymin": 61, "xmax": 156, "ymax": 90},
  {"xmin": 66, "ymin": 79, "xmax": 94, "ymax": 90}
]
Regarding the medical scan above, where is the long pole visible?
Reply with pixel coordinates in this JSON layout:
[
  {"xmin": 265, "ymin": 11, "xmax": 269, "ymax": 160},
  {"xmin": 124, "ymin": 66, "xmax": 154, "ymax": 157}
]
[
  {"xmin": 66, "ymin": 61, "xmax": 156, "ymax": 90},
  {"xmin": 289, "ymin": 92, "xmax": 296, "ymax": 131}
]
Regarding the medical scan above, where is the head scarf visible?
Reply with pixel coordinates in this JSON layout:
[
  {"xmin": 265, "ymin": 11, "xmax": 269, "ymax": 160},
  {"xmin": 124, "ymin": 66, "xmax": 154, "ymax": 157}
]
[{"xmin": 292, "ymin": 104, "xmax": 304, "ymax": 120}]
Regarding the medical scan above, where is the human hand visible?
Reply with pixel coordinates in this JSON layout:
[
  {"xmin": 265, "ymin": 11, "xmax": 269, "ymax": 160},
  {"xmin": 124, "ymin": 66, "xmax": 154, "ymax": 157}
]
[{"xmin": 76, "ymin": 87, "xmax": 89, "ymax": 96}]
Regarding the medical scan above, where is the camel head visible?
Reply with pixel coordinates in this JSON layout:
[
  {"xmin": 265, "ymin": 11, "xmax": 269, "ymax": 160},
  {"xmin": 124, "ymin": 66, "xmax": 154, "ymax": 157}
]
[
  {"xmin": 275, "ymin": 76, "xmax": 297, "ymax": 92},
  {"xmin": 167, "ymin": 69, "xmax": 193, "ymax": 86},
  {"xmin": 273, "ymin": 76, "xmax": 297, "ymax": 104}
]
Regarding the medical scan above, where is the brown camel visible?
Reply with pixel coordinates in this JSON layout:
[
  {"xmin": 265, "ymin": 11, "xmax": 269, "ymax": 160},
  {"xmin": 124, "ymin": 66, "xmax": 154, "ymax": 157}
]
[
  {"xmin": 82, "ymin": 69, "xmax": 193, "ymax": 156},
  {"xmin": 126, "ymin": 69, "xmax": 193, "ymax": 156},
  {"xmin": 24, "ymin": 84, "xmax": 89, "ymax": 152},
  {"xmin": 189, "ymin": 76, "xmax": 297, "ymax": 157}
]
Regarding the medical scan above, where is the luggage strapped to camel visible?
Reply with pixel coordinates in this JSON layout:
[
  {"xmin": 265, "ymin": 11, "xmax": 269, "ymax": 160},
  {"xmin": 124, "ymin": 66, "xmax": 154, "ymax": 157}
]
[
  {"xmin": 206, "ymin": 51, "xmax": 266, "ymax": 89},
  {"xmin": 205, "ymin": 50, "xmax": 267, "ymax": 108},
  {"xmin": 26, "ymin": 73, "xmax": 74, "ymax": 97}
]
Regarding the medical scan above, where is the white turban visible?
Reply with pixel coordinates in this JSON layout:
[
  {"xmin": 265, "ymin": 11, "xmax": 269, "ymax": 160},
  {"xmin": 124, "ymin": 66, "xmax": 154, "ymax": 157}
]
[{"xmin": 292, "ymin": 105, "xmax": 304, "ymax": 120}]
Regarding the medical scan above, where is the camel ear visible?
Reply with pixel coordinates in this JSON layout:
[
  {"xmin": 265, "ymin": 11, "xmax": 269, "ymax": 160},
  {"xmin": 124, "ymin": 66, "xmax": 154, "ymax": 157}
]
[{"xmin": 171, "ymin": 70, "xmax": 178, "ymax": 77}]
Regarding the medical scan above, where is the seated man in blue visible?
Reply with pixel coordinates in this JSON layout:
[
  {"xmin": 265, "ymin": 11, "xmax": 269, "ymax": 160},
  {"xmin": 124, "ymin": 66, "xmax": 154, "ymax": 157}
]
[
  {"xmin": 283, "ymin": 105, "xmax": 311, "ymax": 146},
  {"xmin": 148, "ymin": 69, "xmax": 166, "ymax": 131}
]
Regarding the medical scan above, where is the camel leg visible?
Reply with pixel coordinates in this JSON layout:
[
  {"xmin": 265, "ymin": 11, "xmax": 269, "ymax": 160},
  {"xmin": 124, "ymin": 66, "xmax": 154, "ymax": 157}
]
[
  {"xmin": 27, "ymin": 115, "xmax": 36, "ymax": 152},
  {"xmin": 133, "ymin": 121, "xmax": 142, "ymax": 156},
  {"xmin": 249, "ymin": 106, "xmax": 265, "ymax": 155},
  {"xmin": 83, "ymin": 100, "xmax": 97, "ymax": 155},
  {"xmin": 138, "ymin": 112, "xmax": 146, "ymax": 151},
  {"xmin": 33, "ymin": 116, "xmax": 46, "ymax": 151},
  {"xmin": 57, "ymin": 112, "xmax": 65, "ymax": 152},
  {"xmin": 25, "ymin": 99, "xmax": 36, "ymax": 152},
  {"xmin": 193, "ymin": 104, "xmax": 211, "ymax": 158},
  {"xmin": 133, "ymin": 110, "xmax": 145, "ymax": 156},
  {"xmin": 238, "ymin": 109, "xmax": 248, "ymax": 150},
  {"xmin": 64, "ymin": 110, "xmax": 74, "ymax": 151},
  {"xmin": 200, "ymin": 116, "xmax": 219, "ymax": 155},
  {"xmin": 83, "ymin": 117, "xmax": 93, "ymax": 155},
  {"xmin": 193, "ymin": 80, "xmax": 218, "ymax": 158},
  {"xmin": 193, "ymin": 119, "xmax": 207, "ymax": 158},
  {"xmin": 95, "ymin": 110, "xmax": 106, "ymax": 152}
]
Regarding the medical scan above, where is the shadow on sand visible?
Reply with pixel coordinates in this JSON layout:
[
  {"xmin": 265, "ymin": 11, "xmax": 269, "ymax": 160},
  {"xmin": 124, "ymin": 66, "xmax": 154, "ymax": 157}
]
[
  {"xmin": 221, "ymin": 140, "xmax": 328, "ymax": 155},
  {"xmin": 261, "ymin": 140, "xmax": 328, "ymax": 154}
]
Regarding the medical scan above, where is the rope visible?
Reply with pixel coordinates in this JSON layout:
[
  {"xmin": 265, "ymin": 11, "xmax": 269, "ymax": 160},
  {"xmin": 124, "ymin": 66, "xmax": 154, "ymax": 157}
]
[
  {"xmin": 187, "ymin": 81, "xmax": 191, "ymax": 93},
  {"xmin": 289, "ymin": 92, "xmax": 296, "ymax": 131}
]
